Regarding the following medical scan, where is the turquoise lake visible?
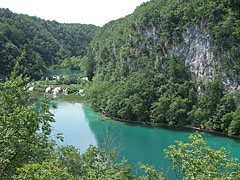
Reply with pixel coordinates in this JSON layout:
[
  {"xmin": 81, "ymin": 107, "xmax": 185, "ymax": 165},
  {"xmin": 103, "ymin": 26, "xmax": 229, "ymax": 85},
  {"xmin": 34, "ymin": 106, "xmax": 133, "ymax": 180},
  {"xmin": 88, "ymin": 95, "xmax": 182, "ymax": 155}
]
[{"xmin": 50, "ymin": 100, "xmax": 240, "ymax": 177}]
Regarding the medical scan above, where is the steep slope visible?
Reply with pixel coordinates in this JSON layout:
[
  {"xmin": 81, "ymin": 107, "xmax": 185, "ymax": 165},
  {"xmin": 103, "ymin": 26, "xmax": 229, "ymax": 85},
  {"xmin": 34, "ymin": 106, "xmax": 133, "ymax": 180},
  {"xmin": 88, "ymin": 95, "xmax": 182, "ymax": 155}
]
[
  {"xmin": 0, "ymin": 8, "xmax": 99, "ymax": 79},
  {"xmin": 84, "ymin": 0, "xmax": 240, "ymax": 137}
]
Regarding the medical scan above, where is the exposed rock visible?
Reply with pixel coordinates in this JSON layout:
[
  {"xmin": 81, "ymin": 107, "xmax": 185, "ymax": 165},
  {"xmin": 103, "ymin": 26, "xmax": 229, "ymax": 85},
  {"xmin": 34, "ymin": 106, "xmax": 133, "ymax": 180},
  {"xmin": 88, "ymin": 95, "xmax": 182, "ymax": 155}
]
[
  {"xmin": 45, "ymin": 87, "xmax": 51, "ymax": 93},
  {"xmin": 79, "ymin": 89, "xmax": 84, "ymax": 96},
  {"xmin": 28, "ymin": 87, "xmax": 34, "ymax": 91},
  {"xmin": 63, "ymin": 89, "xmax": 68, "ymax": 95},
  {"xmin": 145, "ymin": 26, "xmax": 157, "ymax": 39},
  {"xmin": 52, "ymin": 76, "xmax": 60, "ymax": 80},
  {"xmin": 52, "ymin": 87, "xmax": 61, "ymax": 95},
  {"xmin": 171, "ymin": 25, "xmax": 238, "ymax": 92},
  {"xmin": 92, "ymin": 23, "xmax": 239, "ymax": 92},
  {"xmin": 81, "ymin": 77, "xmax": 89, "ymax": 81}
]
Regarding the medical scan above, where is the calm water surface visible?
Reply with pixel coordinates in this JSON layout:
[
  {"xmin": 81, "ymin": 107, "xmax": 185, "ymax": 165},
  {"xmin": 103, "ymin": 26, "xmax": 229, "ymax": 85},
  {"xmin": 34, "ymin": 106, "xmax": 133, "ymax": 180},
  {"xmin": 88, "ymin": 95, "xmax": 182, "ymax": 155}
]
[{"xmin": 50, "ymin": 101, "xmax": 240, "ymax": 177}]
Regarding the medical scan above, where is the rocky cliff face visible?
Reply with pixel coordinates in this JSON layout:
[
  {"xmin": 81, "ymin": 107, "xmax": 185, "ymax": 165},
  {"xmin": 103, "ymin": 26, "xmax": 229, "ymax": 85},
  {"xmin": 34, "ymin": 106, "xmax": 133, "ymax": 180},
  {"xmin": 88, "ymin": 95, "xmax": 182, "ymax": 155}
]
[
  {"xmin": 85, "ymin": 0, "xmax": 240, "ymax": 136},
  {"xmin": 87, "ymin": 0, "xmax": 240, "ymax": 94},
  {"xmin": 171, "ymin": 25, "xmax": 239, "ymax": 92},
  {"xmin": 140, "ymin": 25, "xmax": 239, "ymax": 92},
  {"xmin": 92, "ymin": 24, "xmax": 239, "ymax": 92}
]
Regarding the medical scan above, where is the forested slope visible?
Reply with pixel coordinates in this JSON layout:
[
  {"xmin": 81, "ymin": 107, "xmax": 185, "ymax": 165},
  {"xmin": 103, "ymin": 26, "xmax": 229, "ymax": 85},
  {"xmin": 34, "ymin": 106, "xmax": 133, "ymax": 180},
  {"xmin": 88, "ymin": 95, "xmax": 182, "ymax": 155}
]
[
  {"xmin": 0, "ymin": 8, "xmax": 98, "ymax": 79},
  {"xmin": 84, "ymin": 0, "xmax": 240, "ymax": 137}
]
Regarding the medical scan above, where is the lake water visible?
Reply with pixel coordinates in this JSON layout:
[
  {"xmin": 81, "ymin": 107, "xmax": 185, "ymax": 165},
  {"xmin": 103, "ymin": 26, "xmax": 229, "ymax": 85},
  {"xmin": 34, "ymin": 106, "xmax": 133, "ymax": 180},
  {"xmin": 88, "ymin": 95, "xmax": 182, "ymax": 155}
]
[
  {"xmin": 50, "ymin": 100, "xmax": 240, "ymax": 177},
  {"xmin": 46, "ymin": 69, "xmax": 83, "ymax": 76}
]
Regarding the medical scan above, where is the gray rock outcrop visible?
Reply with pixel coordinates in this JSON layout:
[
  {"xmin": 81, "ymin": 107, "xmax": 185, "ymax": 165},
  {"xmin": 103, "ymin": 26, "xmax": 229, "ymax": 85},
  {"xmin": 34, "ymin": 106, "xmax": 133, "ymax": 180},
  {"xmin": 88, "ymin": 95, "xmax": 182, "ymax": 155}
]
[{"xmin": 171, "ymin": 25, "xmax": 238, "ymax": 92}]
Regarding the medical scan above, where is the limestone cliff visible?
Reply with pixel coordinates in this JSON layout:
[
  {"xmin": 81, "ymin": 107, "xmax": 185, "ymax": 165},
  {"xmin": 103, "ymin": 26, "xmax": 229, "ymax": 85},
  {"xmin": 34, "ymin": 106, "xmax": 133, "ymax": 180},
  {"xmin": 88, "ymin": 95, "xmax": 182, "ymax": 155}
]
[
  {"xmin": 172, "ymin": 25, "xmax": 239, "ymax": 92},
  {"xmin": 85, "ymin": 0, "xmax": 240, "ymax": 93},
  {"xmin": 129, "ymin": 24, "xmax": 239, "ymax": 92}
]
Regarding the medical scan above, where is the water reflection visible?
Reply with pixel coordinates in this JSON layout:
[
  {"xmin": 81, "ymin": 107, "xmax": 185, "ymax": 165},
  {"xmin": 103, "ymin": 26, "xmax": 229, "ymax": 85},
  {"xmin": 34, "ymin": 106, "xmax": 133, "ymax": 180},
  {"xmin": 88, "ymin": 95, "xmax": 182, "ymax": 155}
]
[
  {"xmin": 50, "ymin": 101, "xmax": 97, "ymax": 152},
  {"xmin": 50, "ymin": 101, "xmax": 240, "ymax": 177}
]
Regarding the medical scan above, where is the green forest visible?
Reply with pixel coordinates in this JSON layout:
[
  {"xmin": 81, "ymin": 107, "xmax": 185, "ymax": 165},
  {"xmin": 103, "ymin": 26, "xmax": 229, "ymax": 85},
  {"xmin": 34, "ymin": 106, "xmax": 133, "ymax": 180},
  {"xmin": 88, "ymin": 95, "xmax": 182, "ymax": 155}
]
[
  {"xmin": 1, "ymin": 0, "xmax": 240, "ymax": 179},
  {"xmin": 1, "ymin": 68, "xmax": 239, "ymax": 180},
  {"xmin": 84, "ymin": 0, "xmax": 240, "ymax": 138},
  {"xmin": 0, "ymin": 8, "xmax": 98, "ymax": 79}
]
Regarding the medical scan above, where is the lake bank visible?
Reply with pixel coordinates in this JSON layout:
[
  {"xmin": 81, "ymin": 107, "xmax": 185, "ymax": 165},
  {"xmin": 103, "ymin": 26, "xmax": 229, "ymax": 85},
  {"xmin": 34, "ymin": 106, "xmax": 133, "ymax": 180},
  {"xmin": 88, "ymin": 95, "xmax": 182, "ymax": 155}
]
[
  {"xmin": 93, "ymin": 105, "xmax": 240, "ymax": 141},
  {"xmin": 49, "ymin": 100, "xmax": 240, "ymax": 178}
]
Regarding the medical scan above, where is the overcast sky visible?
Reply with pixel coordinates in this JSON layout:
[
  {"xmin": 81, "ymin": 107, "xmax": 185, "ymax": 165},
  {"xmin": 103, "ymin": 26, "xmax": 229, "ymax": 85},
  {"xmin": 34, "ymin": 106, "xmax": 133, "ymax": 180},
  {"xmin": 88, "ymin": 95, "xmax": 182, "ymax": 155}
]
[{"xmin": 0, "ymin": 0, "xmax": 150, "ymax": 26}]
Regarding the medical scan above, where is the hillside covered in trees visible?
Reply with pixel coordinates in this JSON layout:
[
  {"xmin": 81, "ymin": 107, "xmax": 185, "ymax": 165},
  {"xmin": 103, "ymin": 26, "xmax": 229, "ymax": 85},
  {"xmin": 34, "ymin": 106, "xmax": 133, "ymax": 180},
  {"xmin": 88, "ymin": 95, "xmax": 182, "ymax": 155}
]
[
  {"xmin": 0, "ymin": 8, "xmax": 98, "ymax": 79},
  {"xmin": 1, "ymin": 0, "xmax": 240, "ymax": 179},
  {"xmin": 1, "ymin": 64, "xmax": 240, "ymax": 179},
  {"xmin": 84, "ymin": 0, "xmax": 240, "ymax": 137}
]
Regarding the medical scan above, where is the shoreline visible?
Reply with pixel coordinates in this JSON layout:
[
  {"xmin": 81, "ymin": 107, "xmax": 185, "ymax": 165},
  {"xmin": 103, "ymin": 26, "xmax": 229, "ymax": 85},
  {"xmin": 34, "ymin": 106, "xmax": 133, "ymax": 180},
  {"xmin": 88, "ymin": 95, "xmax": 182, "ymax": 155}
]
[
  {"xmin": 34, "ymin": 94, "xmax": 240, "ymax": 141},
  {"xmin": 33, "ymin": 93, "xmax": 86, "ymax": 103},
  {"xmin": 55, "ymin": 96, "xmax": 86, "ymax": 103},
  {"xmin": 95, "ymin": 106, "xmax": 240, "ymax": 141}
]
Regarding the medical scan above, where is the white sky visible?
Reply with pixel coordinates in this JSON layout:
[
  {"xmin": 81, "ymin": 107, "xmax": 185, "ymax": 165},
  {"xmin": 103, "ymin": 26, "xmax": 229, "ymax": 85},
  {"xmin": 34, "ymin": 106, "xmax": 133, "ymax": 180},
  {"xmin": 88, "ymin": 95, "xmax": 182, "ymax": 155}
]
[{"xmin": 0, "ymin": 0, "xmax": 150, "ymax": 26}]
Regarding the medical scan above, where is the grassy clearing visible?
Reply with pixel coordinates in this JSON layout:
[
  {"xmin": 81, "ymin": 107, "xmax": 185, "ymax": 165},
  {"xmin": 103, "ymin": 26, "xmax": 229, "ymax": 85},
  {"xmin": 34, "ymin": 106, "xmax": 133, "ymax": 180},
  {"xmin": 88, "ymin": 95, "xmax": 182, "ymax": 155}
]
[{"xmin": 55, "ymin": 94, "xmax": 86, "ymax": 102}]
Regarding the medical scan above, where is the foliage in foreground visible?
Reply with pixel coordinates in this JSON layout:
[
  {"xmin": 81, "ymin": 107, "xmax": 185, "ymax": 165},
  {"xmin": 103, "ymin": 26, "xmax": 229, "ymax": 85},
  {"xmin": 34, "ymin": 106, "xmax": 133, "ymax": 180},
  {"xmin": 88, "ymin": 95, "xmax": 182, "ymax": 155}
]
[
  {"xmin": 10, "ymin": 133, "xmax": 240, "ymax": 180},
  {"xmin": 1, "ymin": 67, "xmax": 240, "ymax": 179},
  {"xmin": 0, "ymin": 62, "xmax": 55, "ymax": 179},
  {"xmin": 0, "ymin": 61, "xmax": 133, "ymax": 179},
  {"xmin": 12, "ymin": 146, "xmax": 133, "ymax": 180},
  {"xmin": 165, "ymin": 133, "xmax": 240, "ymax": 180}
]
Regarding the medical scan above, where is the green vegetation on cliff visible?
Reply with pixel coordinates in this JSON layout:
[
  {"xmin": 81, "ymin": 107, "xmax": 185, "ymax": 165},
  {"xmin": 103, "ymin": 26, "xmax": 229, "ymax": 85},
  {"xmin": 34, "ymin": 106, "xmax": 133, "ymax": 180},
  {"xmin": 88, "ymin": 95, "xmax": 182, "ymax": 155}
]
[
  {"xmin": 84, "ymin": 0, "xmax": 240, "ymax": 137},
  {"xmin": 1, "ymin": 0, "xmax": 240, "ymax": 178},
  {"xmin": 0, "ymin": 8, "xmax": 98, "ymax": 79},
  {"xmin": 1, "ymin": 61, "xmax": 239, "ymax": 179}
]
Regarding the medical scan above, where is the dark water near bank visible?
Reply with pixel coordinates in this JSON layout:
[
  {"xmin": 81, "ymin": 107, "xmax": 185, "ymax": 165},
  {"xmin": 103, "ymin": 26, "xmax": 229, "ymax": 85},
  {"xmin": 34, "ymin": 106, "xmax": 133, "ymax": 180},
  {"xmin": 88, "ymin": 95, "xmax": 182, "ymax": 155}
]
[
  {"xmin": 50, "ymin": 101, "xmax": 240, "ymax": 177},
  {"xmin": 46, "ymin": 69, "xmax": 83, "ymax": 76}
]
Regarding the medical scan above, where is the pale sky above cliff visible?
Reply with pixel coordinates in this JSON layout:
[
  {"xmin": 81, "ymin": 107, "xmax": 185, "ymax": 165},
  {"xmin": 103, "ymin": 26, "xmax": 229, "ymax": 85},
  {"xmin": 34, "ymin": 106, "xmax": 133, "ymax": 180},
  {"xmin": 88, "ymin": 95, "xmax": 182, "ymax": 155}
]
[{"xmin": 0, "ymin": 0, "xmax": 150, "ymax": 26}]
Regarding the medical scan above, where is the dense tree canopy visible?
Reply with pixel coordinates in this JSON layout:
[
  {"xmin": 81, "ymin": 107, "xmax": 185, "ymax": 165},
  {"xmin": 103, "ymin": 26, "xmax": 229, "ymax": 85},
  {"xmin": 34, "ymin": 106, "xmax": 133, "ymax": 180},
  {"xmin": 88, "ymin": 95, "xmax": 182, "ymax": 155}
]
[
  {"xmin": 0, "ymin": 58, "xmax": 55, "ymax": 178},
  {"xmin": 0, "ymin": 59, "xmax": 133, "ymax": 179},
  {"xmin": 1, "ymin": 0, "xmax": 240, "ymax": 178},
  {"xmin": 0, "ymin": 8, "xmax": 98, "ymax": 79},
  {"xmin": 1, "ymin": 68, "xmax": 239, "ymax": 179},
  {"xmin": 164, "ymin": 133, "xmax": 240, "ymax": 180},
  {"xmin": 84, "ymin": 0, "xmax": 240, "ymax": 137}
]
